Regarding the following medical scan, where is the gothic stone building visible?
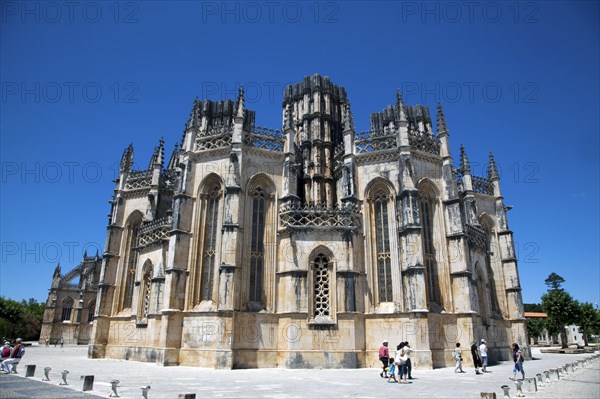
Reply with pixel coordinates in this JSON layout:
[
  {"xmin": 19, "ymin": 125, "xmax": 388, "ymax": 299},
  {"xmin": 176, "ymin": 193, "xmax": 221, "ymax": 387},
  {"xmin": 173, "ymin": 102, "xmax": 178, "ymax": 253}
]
[
  {"xmin": 65, "ymin": 74, "xmax": 526, "ymax": 369},
  {"xmin": 39, "ymin": 253, "xmax": 101, "ymax": 345}
]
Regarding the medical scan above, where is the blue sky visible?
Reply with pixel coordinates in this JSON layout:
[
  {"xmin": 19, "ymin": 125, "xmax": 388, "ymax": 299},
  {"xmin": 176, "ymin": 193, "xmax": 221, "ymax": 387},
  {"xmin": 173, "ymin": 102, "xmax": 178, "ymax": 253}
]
[{"xmin": 1, "ymin": 1, "xmax": 598, "ymax": 307}]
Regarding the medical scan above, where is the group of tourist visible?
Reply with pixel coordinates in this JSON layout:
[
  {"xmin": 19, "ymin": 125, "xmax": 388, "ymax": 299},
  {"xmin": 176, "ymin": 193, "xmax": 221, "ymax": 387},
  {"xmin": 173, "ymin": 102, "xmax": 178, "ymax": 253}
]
[
  {"xmin": 378, "ymin": 340, "xmax": 413, "ymax": 383},
  {"xmin": 0, "ymin": 338, "xmax": 25, "ymax": 374},
  {"xmin": 378, "ymin": 339, "xmax": 525, "ymax": 382}
]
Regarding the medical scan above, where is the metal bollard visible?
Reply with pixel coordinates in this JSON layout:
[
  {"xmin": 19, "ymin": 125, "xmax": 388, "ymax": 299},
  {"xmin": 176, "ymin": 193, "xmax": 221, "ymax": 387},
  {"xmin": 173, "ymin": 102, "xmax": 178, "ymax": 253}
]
[
  {"xmin": 536, "ymin": 373, "xmax": 544, "ymax": 387},
  {"xmin": 42, "ymin": 367, "xmax": 51, "ymax": 381},
  {"xmin": 566, "ymin": 363, "xmax": 574, "ymax": 373},
  {"xmin": 25, "ymin": 365, "xmax": 36, "ymax": 377},
  {"xmin": 514, "ymin": 380, "xmax": 525, "ymax": 397},
  {"xmin": 480, "ymin": 393, "xmax": 497, "ymax": 399},
  {"xmin": 500, "ymin": 385, "xmax": 511, "ymax": 398},
  {"xmin": 141, "ymin": 385, "xmax": 151, "ymax": 399},
  {"xmin": 549, "ymin": 368, "xmax": 559, "ymax": 381},
  {"xmin": 545, "ymin": 370, "xmax": 551, "ymax": 383},
  {"xmin": 109, "ymin": 380, "xmax": 120, "ymax": 397},
  {"xmin": 81, "ymin": 375, "xmax": 94, "ymax": 391},
  {"xmin": 523, "ymin": 377, "xmax": 537, "ymax": 393},
  {"xmin": 60, "ymin": 370, "xmax": 69, "ymax": 385}
]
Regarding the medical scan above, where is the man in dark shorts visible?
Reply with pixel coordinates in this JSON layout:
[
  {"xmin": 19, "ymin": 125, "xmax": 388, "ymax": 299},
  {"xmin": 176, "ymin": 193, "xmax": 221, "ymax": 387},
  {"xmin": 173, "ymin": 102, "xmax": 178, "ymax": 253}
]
[
  {"xmin": 378, "ymin": 340, "xmax": 389, "ymax": 378},
  {"xmin": 471, "ymin": 341, "xmax": 482, "ymax": 374}
]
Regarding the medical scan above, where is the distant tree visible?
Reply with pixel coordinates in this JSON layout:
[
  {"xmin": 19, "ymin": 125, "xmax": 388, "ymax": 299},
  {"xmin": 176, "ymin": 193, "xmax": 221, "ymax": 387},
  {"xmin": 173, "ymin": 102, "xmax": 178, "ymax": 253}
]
[
  {"xmin": 575, "ymin": 302, "xmax": 600, "ymax": 346},
  {"xmin": 541, "ymin": 279, "xmax": 578, "ymax": 348},
  {"xmin": 0, "ymin": 296, "xmax": 45, "ymax": 341},
  {"xmin": 544, "ymin": 273, "xmax": 566, "ymax": 290},
  {"xmin": 524, "ymin": 303, "xmax": 544, "ymax": 312},
  {"xmin": 525, "ymin": 317, "xmax": 546, "ymax": 344}
]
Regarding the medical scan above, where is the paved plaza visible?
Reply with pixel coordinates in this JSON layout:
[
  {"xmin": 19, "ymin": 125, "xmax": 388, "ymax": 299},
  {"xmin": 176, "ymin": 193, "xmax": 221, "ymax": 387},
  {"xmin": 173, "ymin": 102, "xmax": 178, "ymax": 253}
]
[{"xmin": 0, "ymin": 345, "xmax": 598, "ymax": 398}]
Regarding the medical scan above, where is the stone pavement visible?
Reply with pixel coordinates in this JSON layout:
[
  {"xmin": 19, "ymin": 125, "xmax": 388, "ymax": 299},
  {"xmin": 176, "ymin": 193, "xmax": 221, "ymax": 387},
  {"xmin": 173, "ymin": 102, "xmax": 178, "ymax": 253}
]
[{"xmin": 1, "ymin": 345, "xmax": 598, "ymax": 398}]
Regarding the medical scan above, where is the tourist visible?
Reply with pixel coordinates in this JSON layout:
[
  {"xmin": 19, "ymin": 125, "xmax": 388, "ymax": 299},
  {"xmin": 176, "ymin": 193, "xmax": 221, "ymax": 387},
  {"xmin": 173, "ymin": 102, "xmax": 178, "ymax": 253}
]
[
  {"xmin": 60, "ymin": 336, "xmax": 64, "ymax": 348},
  {"xmin": 378, "ymin": 340, "xmax": 390, "ymax": 378},
  {"xmin": 403, "ymin": 342, "xmax": 413, "ymax": 379},
  {"xmin": 0, "ymin": 341, "xmax": 12, "ymax": 361},
  {"xmin": 395, "ymin": 342, "xmax": 409, "ymax": 384},
  {"xmin": 510, "ymin": 343, "xmax": 525, "ymax": 381},
  {"xmin": 1, "ymin": 338, "xmax": 24, "ymax": 373},
  {"xmin": 386, "ymin": 357, "xmax": 397, "ymax": 383},
  {"xmin": 453, "ymin": 343, "xmax": 465, "ymax": 373},
  {"xmin": 45, "ymin": 338, "xmax": 49, "ymax": 347},
  {"xmin": 479, "ymin": 339, "xmax": 488, "ymax": 372},
  {"xmin": 470, "ymin": 341, "xmax": 482, "ymax": 374}
]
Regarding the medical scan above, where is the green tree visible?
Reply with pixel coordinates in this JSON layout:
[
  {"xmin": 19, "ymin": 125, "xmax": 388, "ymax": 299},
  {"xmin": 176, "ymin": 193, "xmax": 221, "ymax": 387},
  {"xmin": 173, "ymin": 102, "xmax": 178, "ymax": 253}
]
[
  {"xmin": 0, "ymin": 296, "xmax": 45, "ymax": 341},
  {"xmin": 575, "ymin": 302, "xmax": 600, "ymax": 346},
  {"xmin": 525, "ymin": 317, "xmax": 546, "ymax": 344},
  {"xmin": 524, "ymin": 303, "xmax": 544, "ymax": 312},
  {"xmin": 541, "ymin": 276, "xmax": 578, "ymax": 348}
]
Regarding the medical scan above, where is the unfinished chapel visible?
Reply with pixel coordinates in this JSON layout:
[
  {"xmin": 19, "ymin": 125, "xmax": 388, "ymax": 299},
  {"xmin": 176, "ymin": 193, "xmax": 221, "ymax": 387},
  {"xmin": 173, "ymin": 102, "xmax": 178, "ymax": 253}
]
[{"xmin": 42, "ymin": 74, "xmax": 527, "ymax": 369}]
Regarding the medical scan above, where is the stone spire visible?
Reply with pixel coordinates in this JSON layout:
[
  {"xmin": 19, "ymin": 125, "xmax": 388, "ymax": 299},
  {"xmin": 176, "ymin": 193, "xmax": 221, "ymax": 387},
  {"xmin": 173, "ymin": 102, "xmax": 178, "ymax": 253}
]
[
  {"xmin": 167, "ymin": 142, "xmax": 180, "ymax": 170},
  {"xmin": 148, "ymin": 138, "xmax": 164, "ymax": 170},
  {"xmin": 487, "ymin": 152, "xmax": 499, "ymax": 181},
  {"xmin": 283, "ymin": 102, "xmax": 293, "ymax": 131},
  {"xmin": 235, "ymin": 86, "xmax": 245, "ymax": 119},
  {"xmin": 436, "ymin": 102, "xmax": 448, "ymax": 136},
  {"xmin": 119, "ymin": 144, "xmax": 134, "ymax": 173},
  {"xmin": 53, "ymin": 263, "xmax": 61, "ymax": 278},
  {"xmin": 459, "ymin": 144, "xmax": 471, "ymax": 174},
  {"xmin": 343, "ymin": 100, "xmax": 355, "ymax": 132},
  {"xmin": 186, "ymin": 98, "xmax": 200, "ymax": 130},
  {"xmin": 395, "ymin": 89, "xmax": 407, "ymax": 122}
]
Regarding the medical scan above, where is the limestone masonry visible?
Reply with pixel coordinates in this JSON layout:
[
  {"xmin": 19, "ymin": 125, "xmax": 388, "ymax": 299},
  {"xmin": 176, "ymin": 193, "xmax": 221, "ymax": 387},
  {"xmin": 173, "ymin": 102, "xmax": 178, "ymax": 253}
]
[{"xmin": 41, "ymin": 74, "xmax": 527, "ymax": 369}]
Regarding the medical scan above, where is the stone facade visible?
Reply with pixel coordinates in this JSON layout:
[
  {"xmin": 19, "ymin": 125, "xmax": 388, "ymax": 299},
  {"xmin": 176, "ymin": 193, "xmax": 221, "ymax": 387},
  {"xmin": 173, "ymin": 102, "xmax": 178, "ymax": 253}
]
[
  {"xmin": 39, "ymin": 254, "xmax": 101, "ymax": 345},
  {"xmin": 81, "ymin": 74, "xmax": 526, "ymax": 369}
]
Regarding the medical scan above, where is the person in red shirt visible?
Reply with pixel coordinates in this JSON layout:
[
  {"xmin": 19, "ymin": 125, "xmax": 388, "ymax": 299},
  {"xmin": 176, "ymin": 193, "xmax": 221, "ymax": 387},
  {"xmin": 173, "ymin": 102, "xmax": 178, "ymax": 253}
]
[
  {"xmin": 1, "ymin": 338, "xmax": 24, "ymax": 374},
  {"xmin": 378, "ymin": 340, "xmax": 389, "ymax": 378}
]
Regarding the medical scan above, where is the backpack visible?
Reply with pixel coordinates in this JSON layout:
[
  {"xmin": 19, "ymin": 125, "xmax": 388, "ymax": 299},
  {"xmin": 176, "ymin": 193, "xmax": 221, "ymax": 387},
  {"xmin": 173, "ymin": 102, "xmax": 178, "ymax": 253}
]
[
  {"xmin": 1, "ymin": 346, "xmax": 10, "ymax": 358},
  {"xmin": 17, "ymin": 346, "xmax": 25, "ymax": 358}
]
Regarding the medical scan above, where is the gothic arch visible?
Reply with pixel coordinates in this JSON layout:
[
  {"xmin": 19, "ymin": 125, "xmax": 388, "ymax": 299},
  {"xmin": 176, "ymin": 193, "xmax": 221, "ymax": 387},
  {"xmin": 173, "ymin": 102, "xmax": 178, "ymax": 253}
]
[
  {"xmin": 480, "ymin": 213, "xmax": 504, "ymax": 317},
  {"xmin": 116, "ymin": 210, "xmax": 143, "ymax": 313},
  {"xmin": 473, "ymin": 261, "xmax": 491, "ymax": 325},
  {"xmin": 417, "ymin": 178, "xmax": 444, "ymax": 310},
  {"xmin": 243, "ymin": 173, "xmax": 277, "ymax": 311},
  {"xmin": 61, "ymin": 297, "xmax": 74, "ymax": 321},
  {"xmin": 307, "ymin": 246, "xmax": 337, "ymax": 325},
  {"xmin": 138, "ymin": 260, "xmax": 153, "ymax": 321},
  {"xmin": 364, "ymin": 178, "xmax": 400, "ymax": 307},
  {"xmin": 187, "ymin": 173, "xmax": 224, "ymax": 308}
]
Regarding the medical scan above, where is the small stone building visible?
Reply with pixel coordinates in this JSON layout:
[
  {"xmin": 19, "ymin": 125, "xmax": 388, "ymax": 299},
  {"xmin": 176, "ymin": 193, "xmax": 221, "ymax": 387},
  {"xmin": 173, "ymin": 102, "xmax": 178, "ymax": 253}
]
[
  {"xmin": 78, "ymin": 74, "xmax": 526, "ymax": 368},
  {"xmin": 39, "ymin": 253, "xmax": 101, "ymax": 345}
]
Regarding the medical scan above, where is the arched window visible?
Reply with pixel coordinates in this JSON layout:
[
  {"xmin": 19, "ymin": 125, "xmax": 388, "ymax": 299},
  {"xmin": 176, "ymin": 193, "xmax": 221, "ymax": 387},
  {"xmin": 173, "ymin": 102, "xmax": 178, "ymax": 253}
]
[
  {"xmin": 374, "ymin": 192, "xmax": 393, "ymax": 302},
  {"xmin": 87, "ymin": 301, "xmax": 95, "ymax": 323},
  {"xmin": 122, "ymin": 216, "xmax": 141, "ymax": 310},
  {"xmin": 249, "ymin": 187, "xmax": 266, "ymax": 304},
  {"xmin": 200, "ymin": 185, "xmax": 221, "ymax": 301},
  {"xmin": 419, "ymin": 194, "xmax": 440, "ymax": 306},
  {"xmin": 140, "ymin": 264, "xmax": 153, "ymax": 319},
  {"xmin": 311, "ymin": 253, "xmax": 332, "ymax": 322},
  {"xmin": 61, "ymin": 298, "xmax": 74, "ymax": 321}
]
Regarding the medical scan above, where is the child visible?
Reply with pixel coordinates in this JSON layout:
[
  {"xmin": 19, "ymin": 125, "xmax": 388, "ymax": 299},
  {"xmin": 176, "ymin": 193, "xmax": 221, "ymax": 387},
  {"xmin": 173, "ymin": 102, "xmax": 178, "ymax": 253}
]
[
  {"xmin": 387, "ymin": 357, "xmax": 397, "ymax": 383},
  {"xmin": 453, "ymin": 342, "xmax": 465, "ymax": 373}
]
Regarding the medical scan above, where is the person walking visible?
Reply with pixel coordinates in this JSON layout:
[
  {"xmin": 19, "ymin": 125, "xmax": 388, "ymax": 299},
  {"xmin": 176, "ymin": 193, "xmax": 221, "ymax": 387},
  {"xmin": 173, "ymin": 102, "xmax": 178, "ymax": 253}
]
[
  {"xmin": 471, "ymin": 341, "xmax": 482, "ymax": 374},
  {"xmin": 404, "ymin": 342, "xmax": 413, "ymax": 379},
  {"xmin": 510, "ymin": 343, "xmax": 525, "ymax": 381},
  {"xmin": 386, "ymin": 357, "xmax": 398, "ymax": 383},
  {"xmin": 395, "ymin": 342, "xmax": 409, "ymax": 384},
  {"xmin": 479, "ymin": 339, "xmax": 488, "ymax": 372},
  {"xmin": 453, "ymin": 343, "xmax": 465, "ymax": 373},
  {"xmin": 378, "ymin": 340, "xmax": 390, "ymax": 378}
]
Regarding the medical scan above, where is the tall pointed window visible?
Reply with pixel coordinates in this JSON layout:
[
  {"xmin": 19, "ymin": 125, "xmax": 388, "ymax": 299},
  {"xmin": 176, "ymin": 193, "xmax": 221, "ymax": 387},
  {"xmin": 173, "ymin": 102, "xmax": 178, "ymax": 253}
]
[
  {"xmin": 420, "ymin": 195, "xmax": 440, "ymax": 305},
  {"xmin": 374, "ymin": 192, "xmax": 393, "ymax": 302},
  {"xmin": 123, "ymin": 219, "xmax": 141, "ymax": 310},
  {"xmin": 87, "ymin": 301, "xmax": 95, "ymax": 323},
  {"xmin": 200, "ymin": 186, "xmax": 220, "ymax": 301},
  {"xmin": 61, "ymin": 298, "xmax": 74, "ymax": 321},
  {"xmin": 140, "ymin": 264, "xmax": 153, "ymax": 319},
  {"xmin": 313, "ymin": 254, "xmax": 331, "ymax": 320},
  {"xmin": 249, "ymin": 187, "xmax": 266, "ymax": 304}
]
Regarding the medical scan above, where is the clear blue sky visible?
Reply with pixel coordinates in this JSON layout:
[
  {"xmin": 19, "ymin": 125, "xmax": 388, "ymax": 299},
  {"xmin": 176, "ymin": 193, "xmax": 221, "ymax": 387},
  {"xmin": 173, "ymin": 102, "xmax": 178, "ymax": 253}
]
[{"xmin": 1, "ymin": 1, "xmax": 598, "ymax": 307}]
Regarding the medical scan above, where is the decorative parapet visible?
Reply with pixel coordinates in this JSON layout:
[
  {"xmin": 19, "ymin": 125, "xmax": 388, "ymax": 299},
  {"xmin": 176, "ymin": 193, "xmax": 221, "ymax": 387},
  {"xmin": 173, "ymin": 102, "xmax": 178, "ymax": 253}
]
[
  {"xmin": 137, "ymin": 216, "xmax": 173, "ymax": 250},
  {"xmin": 125, "ymin": 170, "xmax": 152, "ymax": 190},
  {"xmin": 472, "ymin": 175, "xmax": 494, "ymax": 196},
  {"xmin": 195, "ymin": 125, "xmax": 233, "ymax": 151},
  {"xmin": 244, "ymin": 126, "xmax": 283, "ymax": 151},
  {"xmin": 279, "ymin": 200, "xmax": 360, "ymax": 231},
  {"xmin": 466, "ymin": 223, "xmax": 487, "ymax": 252},
  {"xmin": 354, "ymin": 127, "xmax": 396, "ymax": 154},
  {"xmin": 408, "ymin": 129, "xmax": 440, "ymax": 155}
]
